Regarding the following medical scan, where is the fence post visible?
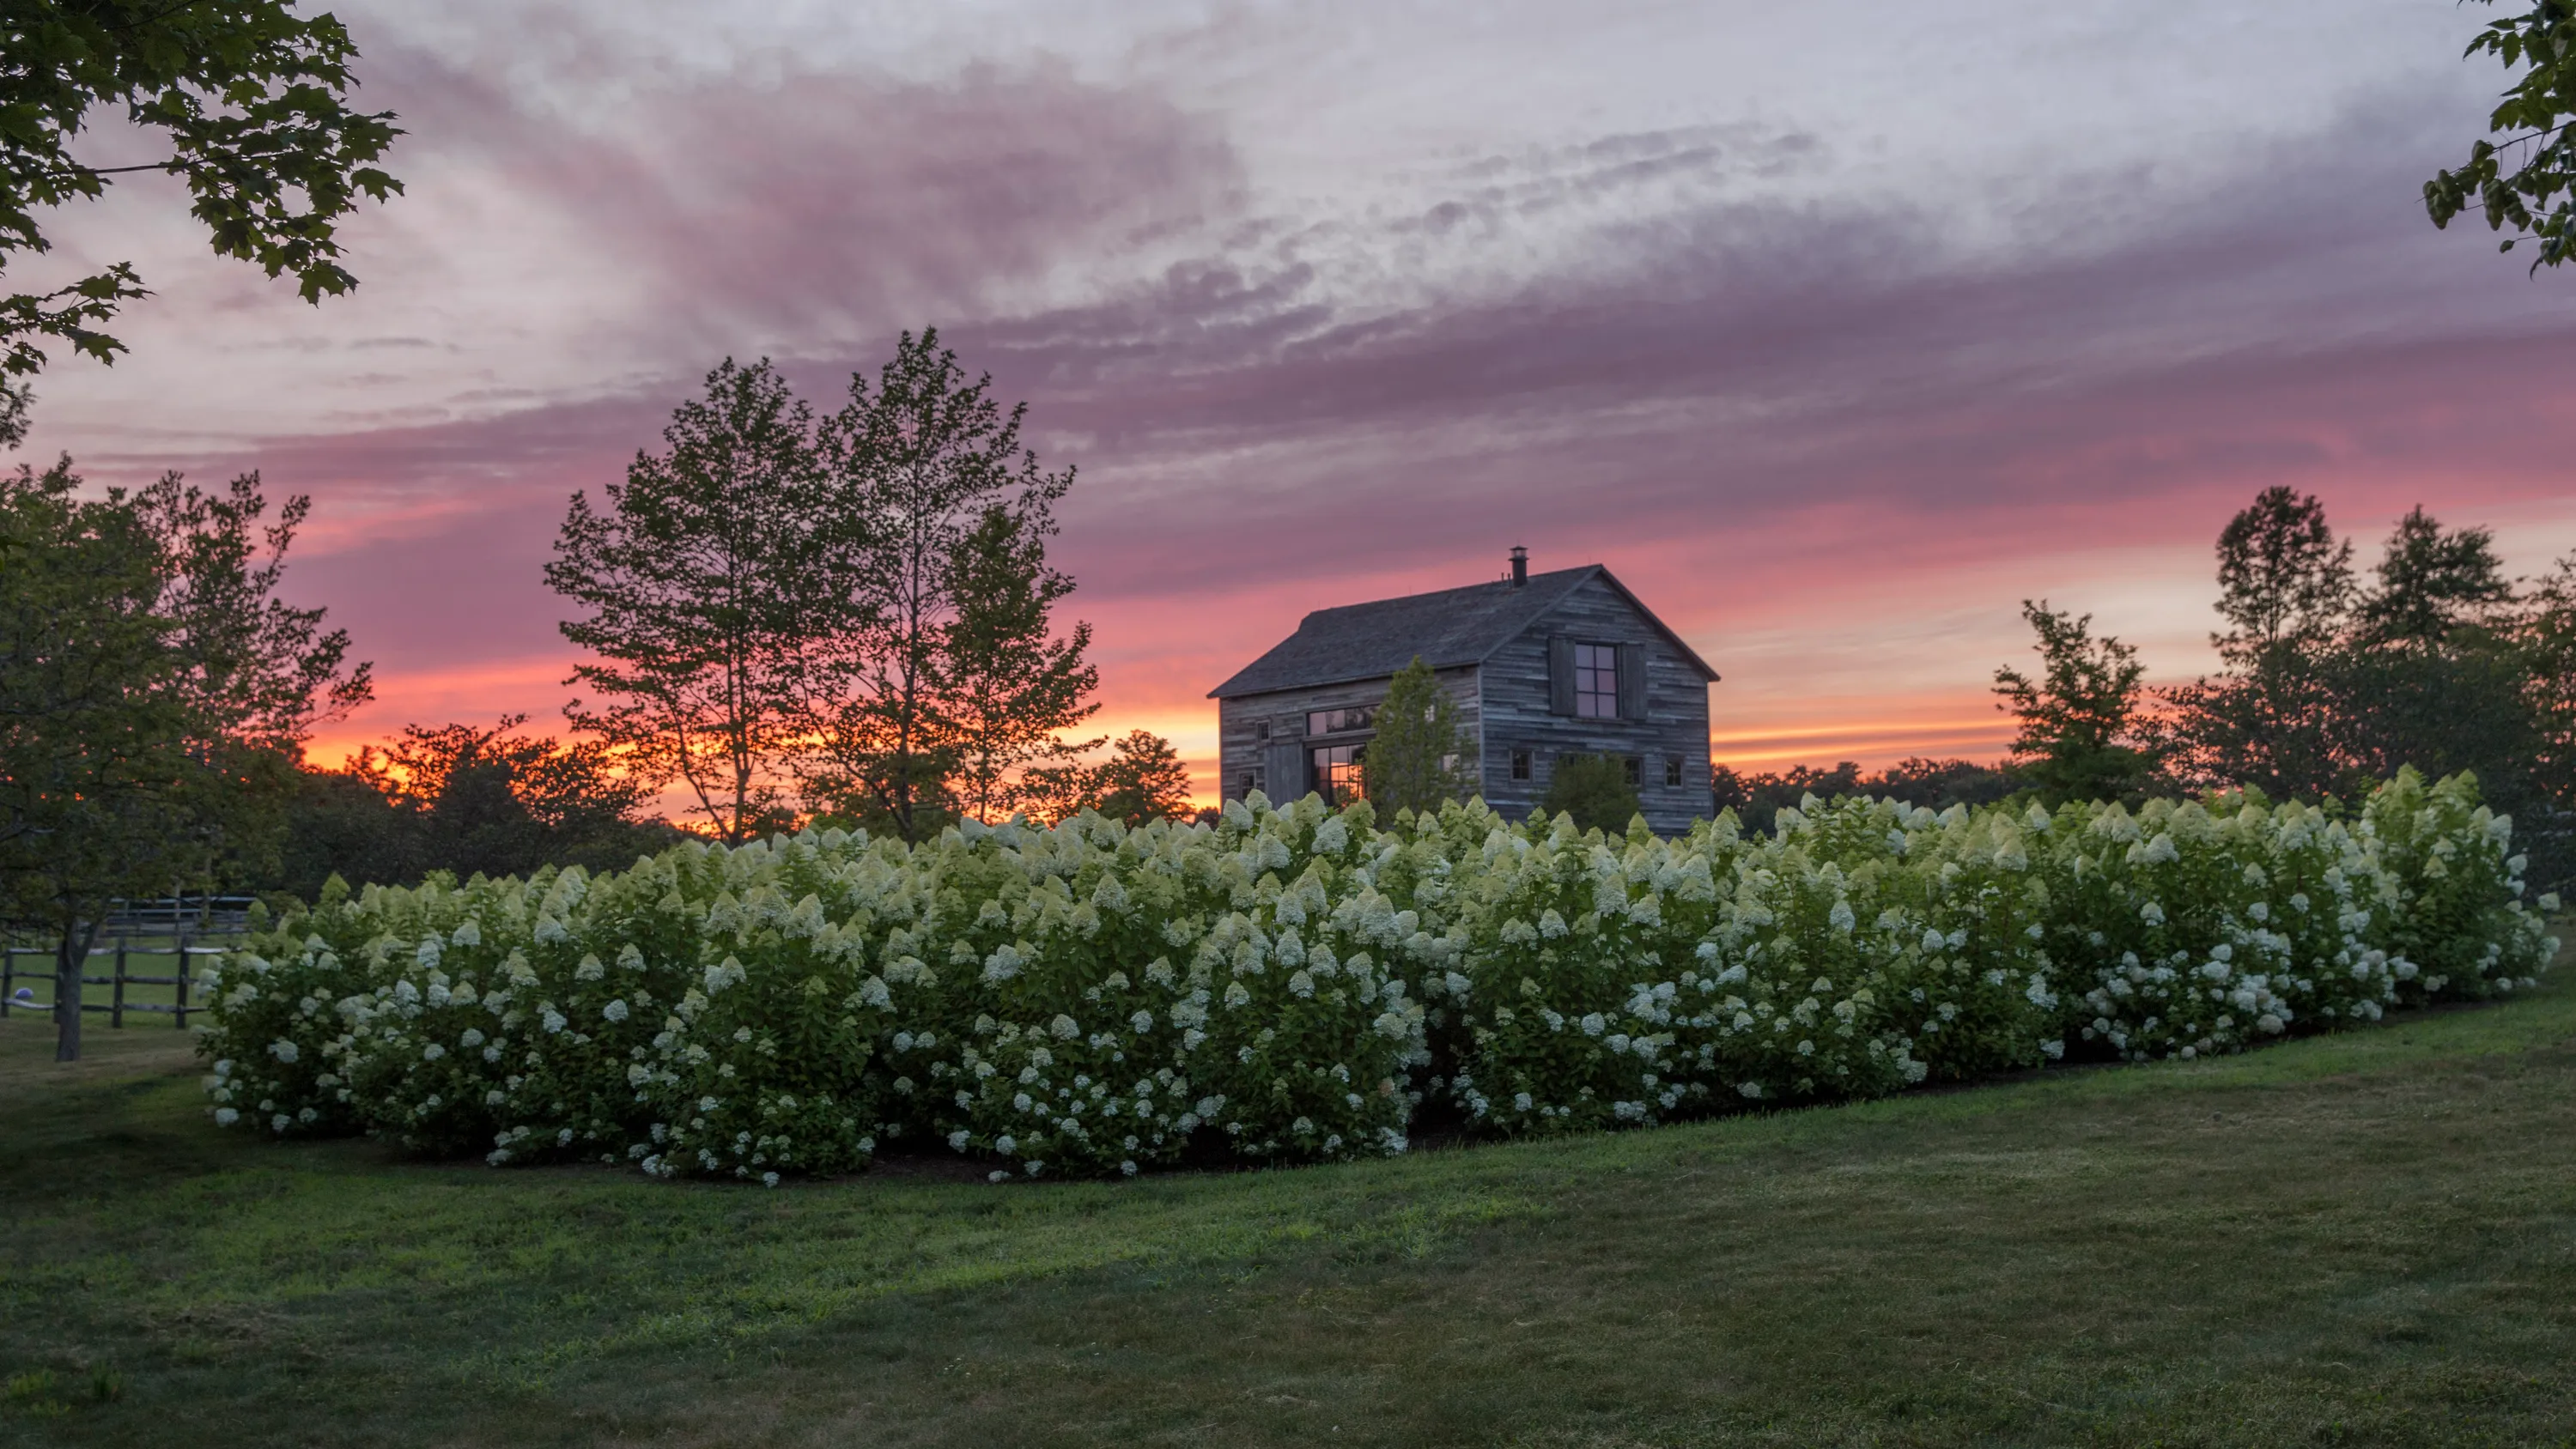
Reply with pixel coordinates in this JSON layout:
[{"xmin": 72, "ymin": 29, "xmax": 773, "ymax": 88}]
[
  {"xmin": 2, "ymin": 945, "xmax": 11, "ymax": 1018},
  {"xmin": 112, "ymin": 938, "xmax": 126, "ymax": 1029},
  {"xmin": 174, "ymin": 943, "xmax": 190, "ymax": 1032}
]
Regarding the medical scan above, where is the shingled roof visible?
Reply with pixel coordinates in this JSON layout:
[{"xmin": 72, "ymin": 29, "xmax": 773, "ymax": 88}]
[{"xmin": 1208, "ymin": 564, "xmax": 1719, "ymax": 699}]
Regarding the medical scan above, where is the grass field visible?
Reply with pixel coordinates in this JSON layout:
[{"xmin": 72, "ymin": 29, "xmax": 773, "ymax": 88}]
[{"xmin": 3, "ymin": 955, "xmax": 2574, "ymax": 1446}]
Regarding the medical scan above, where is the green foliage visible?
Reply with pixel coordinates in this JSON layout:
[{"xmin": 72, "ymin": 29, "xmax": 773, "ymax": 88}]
[
  {"xmin": 2, "ymin": 460, "xmax": 365, "ymax": 1058},
  {"xmin": 2427, "ymin": 1, "xmax": 2576, "ymax": 269},
  {"xmin": 1538, "ymin": 755, "xmax": 1641, "ymax": 834},
  {"xmin": 0, "ymin": 1, "xmax": 403, "ymax": 373},
  {"xmin": 200, "ymin": 770, "xmax": 2557, "ymax": 1180},
  {"xmin": 1360, "ymin": 656, "xmax": 1476, "ymax": 817},
  {"xmin": 1992, "ymin": 599, "xmax": 2156, "ymax": 804}
]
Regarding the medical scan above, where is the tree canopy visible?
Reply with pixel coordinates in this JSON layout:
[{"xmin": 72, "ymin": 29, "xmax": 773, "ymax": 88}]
[
  {"xmin": 549, "ymin": 337, "xmax": 1098, "ymax": 844},
  {"xmin": 1991, "ymin": 600, "xmax": 2155, "ymax": 805},
  {"xmin": 0, "ymin": 1, "xmax": 402, "ymax": 375},
  {"xmin": 1361, "ymin": 655, "xmax": 1477, "ymax": 817},
  {"xmin": 2427, "ymin": 2, "xmax": 2576, "ymax": 269},
  {"xmin": 0, "ymin": 459, "xmax": 366, "ymax": 1058}
]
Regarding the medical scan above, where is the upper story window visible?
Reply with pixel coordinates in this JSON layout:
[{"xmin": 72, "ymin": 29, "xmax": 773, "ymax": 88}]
[
  {"xmin": 1574, "ymin": 643, "xmax": 1619, "ymax": 718},
  {"xmin": 1308, "ymin": 705, "xmax": 1377, "ymax": 736}
]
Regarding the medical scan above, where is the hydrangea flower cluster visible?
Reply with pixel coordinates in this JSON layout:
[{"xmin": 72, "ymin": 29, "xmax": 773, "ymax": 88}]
[{"xmin": 198, "ymin": 767, "xmax": 2555, "ymax": 1180}]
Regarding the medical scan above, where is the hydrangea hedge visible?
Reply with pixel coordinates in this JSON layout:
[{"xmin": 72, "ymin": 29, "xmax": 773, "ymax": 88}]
[{"xmin": 200, "ymin": 767, "xmax": 2559, "ymax": 1182}]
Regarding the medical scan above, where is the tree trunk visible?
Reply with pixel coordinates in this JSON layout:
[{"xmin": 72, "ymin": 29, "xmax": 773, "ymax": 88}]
[{"xmin": 55, "ymin": 916, "xmax": 97, "ymax": 1063}]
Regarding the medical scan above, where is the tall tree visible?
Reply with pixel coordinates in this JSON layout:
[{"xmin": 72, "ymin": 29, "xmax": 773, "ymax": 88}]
[
  {"xmin": 796, "ymin": 329, "xmax": 1082, "ymax": 842},
  {"xmin": 1992, "ymin": 600, "xmax": 2154, "ymax": 805},
  {"xmin": 2356, "ymin": 506, "xmax": 2515, "ymax": 645},
  {"xmin": 2162, "ymin": 488, "xmax": 2354, "ymax": 797},
  {"xmin": 2517, "ymin": 555, "xmax": 2576, "ymax": 882},
  {"xmin": 2427, "ymin": 1, "xmax": 2576, "ymax": 270},
  {"xmin": 1361, "ymin": 655, "xmax": 1479, "ymax": 817},
  {"xmin": 548, "ymin": 360, "xmax": 823, "ymax": 843},
  {"xmin": 940, "ymin": 507, "xmax": 1099, "ymax": 824},
  {"xmin": 0, "ymin": 2, "xmax": 402, "ymax": 377},
  {"xmin": 2332, "ymin": 508, "xmax": 2539, "ymax": 836},
  {"xmin": 0, "ymin": 459, "xmax": 365, "ymax": 1060}
]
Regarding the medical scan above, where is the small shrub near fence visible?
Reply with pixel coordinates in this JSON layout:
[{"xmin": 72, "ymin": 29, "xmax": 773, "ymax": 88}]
[{"xmin": 197, "ymin": 767, "xmax": 2560, "ymax": 1182}]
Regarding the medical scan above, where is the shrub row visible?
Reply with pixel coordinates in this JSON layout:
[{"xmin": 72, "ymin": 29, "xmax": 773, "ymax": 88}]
[{"xmin": 201, "ymin": 768, "xmax": 2559, "ymax": 1181}]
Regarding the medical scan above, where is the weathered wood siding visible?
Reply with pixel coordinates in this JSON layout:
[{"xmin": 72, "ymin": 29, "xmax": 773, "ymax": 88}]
[
  {"xmin": 1217, "ymin": 669, "xmax": 1481, "ymax": 805},
  {"xmin": 1475, "ymin": 574, "xmax": 1710, "ymax": 834}
]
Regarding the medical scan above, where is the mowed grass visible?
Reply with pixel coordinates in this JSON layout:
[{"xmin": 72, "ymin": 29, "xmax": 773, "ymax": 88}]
[{"xmin": 4, "ymin": 963, "xmax": 2576, "ymax": 1446}]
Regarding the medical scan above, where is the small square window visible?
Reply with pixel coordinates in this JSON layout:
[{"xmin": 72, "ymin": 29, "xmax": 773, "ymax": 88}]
[
  {"xmin": 1664, "ymin": 757, "xmax": 1684, "ymax": 788},
  {"xmin": 1621, "ymin": 756, "xmax": 1642, "ymax": 786},
  {"xmin": 1241, "ymin": 771, "xmax": 1261, "ymax": 796},
  {"xmin": 1510, "ymin": 749, "xmax": 1532, "ymax": 781},
  {"xmin": 1255, "ymin": 720, "xmax": 1271, "ymax": 740}
]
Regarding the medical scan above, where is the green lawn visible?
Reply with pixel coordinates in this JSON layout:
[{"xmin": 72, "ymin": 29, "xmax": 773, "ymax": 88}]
[{"xmin": 4, "ymin": 964, "xmax": 2575, "ymax": 1446}]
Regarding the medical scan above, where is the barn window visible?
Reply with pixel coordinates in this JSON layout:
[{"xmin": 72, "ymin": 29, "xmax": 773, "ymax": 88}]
[
  {"xmin": 1307, "ymin": 705, "xmax": 1377, "ymax": 736},
  {"xmin": 1574, "ymin": 643, "xmax": 1619, "ymax": 718},
  {"xmin": 1621, "ymin": 755, "xmax": 1642, "ymax": 786},
  {"xmin": 1255, "ymin": 720, "xmax": 1271, "ymax": 740},
  {"xmin": 1664, "ymin": 757, "xmax": 1684, "ymax": 788},
  {"xmin": 1510, "ymin": 750, "xmax": 1532, "ymax": 781},
  {"xmin": 1311, "ymin": 743, "xmax": 1365, "ymax": 803},
  {"xmin": 1241, "ymin": 770, "xmax": 1262, "ymax": 796}
]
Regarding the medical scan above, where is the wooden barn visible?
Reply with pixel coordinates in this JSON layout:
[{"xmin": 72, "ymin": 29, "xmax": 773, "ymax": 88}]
[{"xmin": 1208, "ymin": 549, "xmax": 1720, "ymax": 834}]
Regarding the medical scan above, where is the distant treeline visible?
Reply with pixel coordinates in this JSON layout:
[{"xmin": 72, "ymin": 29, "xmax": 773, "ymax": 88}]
[{"xmin": 1719, "ymin": 489, "xmax": 2576, "ymax": 893}]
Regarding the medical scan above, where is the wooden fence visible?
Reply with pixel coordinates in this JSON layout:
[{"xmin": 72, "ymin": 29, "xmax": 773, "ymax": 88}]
[{"xmin": 2, "ymin": 900, "xmax": 251, "ymax": 1029}]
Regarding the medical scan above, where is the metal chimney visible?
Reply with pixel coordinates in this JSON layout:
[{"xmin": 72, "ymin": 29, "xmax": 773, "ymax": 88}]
[{"xmin": 1509, "ymin": 544, "xmax": 1528, "ymax": 586}]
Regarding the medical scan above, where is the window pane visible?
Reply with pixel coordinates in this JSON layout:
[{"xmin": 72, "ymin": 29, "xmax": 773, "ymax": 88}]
[
  {"xmin": 1573, "ymin": 640, "xmax": 1619, "ymax": 719},
  {"xmin": 1309, "ymin": 743, "xmax": 1365, "ymax": 803},
  {"xmin": 1307, "ymin": 705, "xmax": 1379, "ymax": 736}
]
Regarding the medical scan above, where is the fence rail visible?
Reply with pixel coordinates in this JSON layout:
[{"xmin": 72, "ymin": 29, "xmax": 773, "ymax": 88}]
[{"xmin": 2, "ymin": 921, "xmax": 241, "ymax": 1030}]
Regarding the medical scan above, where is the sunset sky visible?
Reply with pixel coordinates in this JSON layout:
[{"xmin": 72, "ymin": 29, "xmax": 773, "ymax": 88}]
[{"xmin": 23, "ymin": 0, "xmax": 2576, "ymax": 802}]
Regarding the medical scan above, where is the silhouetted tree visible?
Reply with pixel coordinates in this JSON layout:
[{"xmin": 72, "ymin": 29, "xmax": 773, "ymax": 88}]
[
  {"xmin": 1992, "ymin": 600, "xmax": 2156, "ymax": 805},
  {"xmin": 943, "ymin": 507, "xmax": 1100, "ymax": 824},
  {"xmin": 793, "ymin": 330, "xmax": 1089, "ymax": 841},
  {"xmin": 2158, "ymin": 487, "xmax": 2352, "ymax": 798},
  {"xmin": 549, "ymin": 359, "xmax": 822, "ymax": 842}
]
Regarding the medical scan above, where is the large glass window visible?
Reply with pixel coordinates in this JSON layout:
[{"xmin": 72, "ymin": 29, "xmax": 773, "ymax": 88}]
[
  {"xmin": 1311, "ymin": 743, "xmax": 1365, "ymax": 803},
  {"xmin": 1307, "ymin": 705, "xmax": 1377, "ymax": 736},
  {"xmin": 1575, "ymin": 642, "xmax": 1619, "ymax": 718}
]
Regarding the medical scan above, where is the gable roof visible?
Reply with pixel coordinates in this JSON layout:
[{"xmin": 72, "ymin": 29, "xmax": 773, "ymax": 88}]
[{"xmin": 1207, "ymin": 564, "xmax": 1721, "ymax": 699}]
